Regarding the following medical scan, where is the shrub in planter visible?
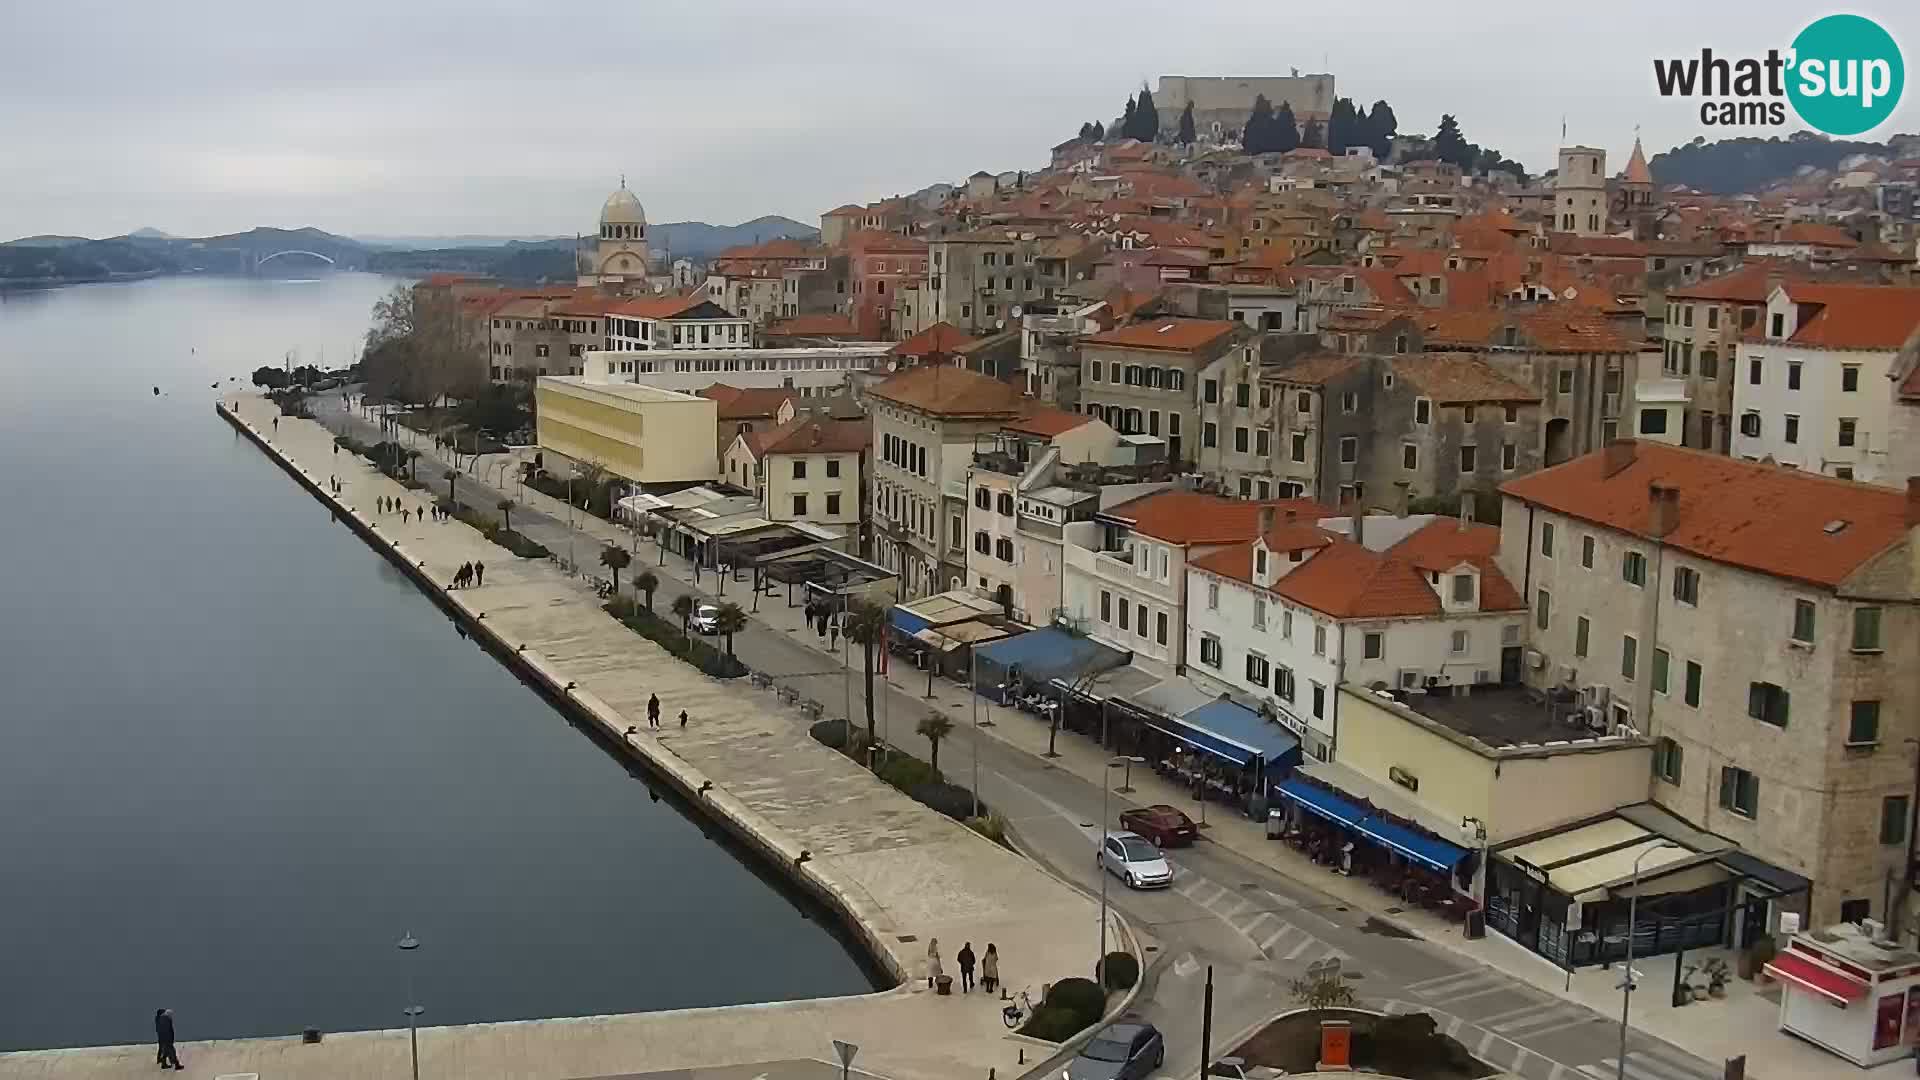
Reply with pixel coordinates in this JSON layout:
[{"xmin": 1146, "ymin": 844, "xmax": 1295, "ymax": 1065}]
[
  {"xmin": 1043, "ymin": 976, "xmax": 1108, "ymax": 1031},
  {"xmin": 1017, "ymin": 1005, "xmax": 1087, "ymax": 1043},
  {"xmin": 909, "ymin": 780, "xmax": 981, "ymax": 822},
  {"xmin": 810, "ymin": 717, "xmax": 857, "ymax": 750},
  {"xmin": 1097, "ymin": 951, "xmax": 1139, "ymax": 991},
  {"xmin": 966, "ymin": 812, "xmax": 1010, "ymax": 848},
  {"xmin": 878, "ymin": 755, "xmax": 938, "ymax": 791}
]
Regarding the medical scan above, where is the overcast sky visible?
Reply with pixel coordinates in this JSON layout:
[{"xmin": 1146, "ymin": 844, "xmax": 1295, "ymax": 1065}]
[{"xmin": 4, "ymin": 0, "xmax": 1915, "ymax": 241}]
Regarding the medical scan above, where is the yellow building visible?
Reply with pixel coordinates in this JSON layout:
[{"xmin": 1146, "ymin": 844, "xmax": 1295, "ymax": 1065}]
[{"xmin": 534, "ymin": 377, "xmax": 718, "ymax": 485}]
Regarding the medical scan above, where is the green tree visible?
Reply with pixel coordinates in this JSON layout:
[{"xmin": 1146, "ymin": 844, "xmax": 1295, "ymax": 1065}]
[
  {"xmin": 842, "ymin": 600, "xmax": 888, "ymax": 753},
  {"xmin": 1243, "ymin": 94, "xmax": 1276, "ymax": 153},
  {"xmin": 1120, "ymin": 96, "xmax": 1137, "ymax": 140},
  {"xmin": 1132, "ymin": 85, "xmax": 1159, "ymax": 140},
  {"xmin": 713, "ymin": 601, "xmax": 748, "ymax": 657},
  {"xmin": 671, "ymin": 594, "xmax": 695, "ymax": 638},
  {"xmin": 1288, "ymin": 971, "xmax": 1358, "ymax": 1010},
  {"xmin": 600, "ymin": 544, "xmax": 632, "ymax": 595},
  {"xmin": 1434, "ymin": 113, "xmax": 1470, "ymax": 169},
  {"xmin": 634, "ymin": 569, "xmax": 660, "ymax": 612},
  {"xmin": 250, "ymin": 366, "xmax": 288, "ymax": 390},
  {"xmin": 1078, "ymin": 121, "xmax": 1095, "ymax": 140},
  {"xmin": 917, "ymin": 710, "xmax": 955, "ymax": 776},
  {"xmin": 1089, "ymin": 120, "xmax": 1105, "ymax": 141},
  {"xmin": 1366, "ymin": 99, "xmax": 1399, "ymax": 159},
  {"xmin": 1272, "ymin": 101, "xmax": 1300, "ymax": 152},
  {"xmin": 1177, "ymin": 101, "xmax": 1196, "ymax": 144},
  {"xmin": 497, "ymin": 498, "xmax": 515, "ymax": 532},
  {"xmin": 1301, "ymin": 119, "xmax": 1325, "ymax": 150},
  {"xmin": 1327, "ymin": 98, "xmax": 1358, "ymax": 154}
]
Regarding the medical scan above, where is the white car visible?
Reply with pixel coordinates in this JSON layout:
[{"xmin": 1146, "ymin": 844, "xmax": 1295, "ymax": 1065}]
[
  {"xmin": 1098, "ymin": 831, "xmax": 1174, "ymax": 889},
  {"xmin": 689, "ymin": 603, "xmax": 721, "ymax": 634}
]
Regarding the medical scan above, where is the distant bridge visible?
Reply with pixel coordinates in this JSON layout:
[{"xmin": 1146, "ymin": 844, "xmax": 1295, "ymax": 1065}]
[{"xmin": 254, "ymin": 250, "xmax": 337, "ymax": 268}]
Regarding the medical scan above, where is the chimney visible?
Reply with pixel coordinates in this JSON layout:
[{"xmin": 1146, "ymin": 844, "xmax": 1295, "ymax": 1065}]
[
  {"xmin": 1602, "ymin": 439, "xmax": 1638, "ymax": 479},
  {"xmin": 1649, "ymin": 484, "xmax": 1681, "ymax": 538},
  {"xmin": 1459, "ymin": 493, "xmax": 1475, "ymax": 530},
  {"xmin": 1258, "ymin": 506, "xmax": 1276, "ymax": 535}
]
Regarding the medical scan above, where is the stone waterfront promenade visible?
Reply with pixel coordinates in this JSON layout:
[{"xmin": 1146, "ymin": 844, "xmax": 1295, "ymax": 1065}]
[{"xmin": 0, "ymin": 394, "xmax": 1116, "ymax": 1080}]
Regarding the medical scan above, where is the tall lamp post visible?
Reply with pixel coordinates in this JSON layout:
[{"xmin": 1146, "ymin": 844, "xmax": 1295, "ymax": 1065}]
[
  {"xmin": 1098, "ymin": 758, "xmax": 1126, "ymax": 972},
  {"xmin": 1616, "ymin": 841, "xmax": 1680, "ymax": 1080},
  {"xmin": 398, "ymin": 932, "xmax": 423, "ymax": 1080}
]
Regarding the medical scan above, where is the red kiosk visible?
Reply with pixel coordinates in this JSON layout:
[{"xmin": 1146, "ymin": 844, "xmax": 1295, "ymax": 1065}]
[{"xmin": 1765, "ymin": 921, "xmax": 1920, "ymax": 1068}]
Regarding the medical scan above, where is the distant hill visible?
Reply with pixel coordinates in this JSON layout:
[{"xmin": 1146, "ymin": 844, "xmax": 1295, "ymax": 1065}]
[
  {"xmin": 367, "ymin": 216, "xmax": 820, "ymax": 284},
  {"xmin": 1649, "ymin": 132, "xmax": 1900, "ymax": 194},
  {"xmin": 1, "ymin": 234, "xmax": 90, "ymax": 248}
]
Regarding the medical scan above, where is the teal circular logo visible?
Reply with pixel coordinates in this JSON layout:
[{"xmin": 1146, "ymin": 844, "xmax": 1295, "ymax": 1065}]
[{"xmin": 1787, "ymin": 14, "xmax": 1904, "ymax": 136}]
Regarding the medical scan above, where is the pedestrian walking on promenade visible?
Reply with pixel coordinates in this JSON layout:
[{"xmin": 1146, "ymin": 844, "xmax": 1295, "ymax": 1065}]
[
  {"xmin": 647, "ymin": 694, "xmax": 661, "ymax": 728},
  {"xmin": 981, "ymin": 943, "xmax": 999, "ymax": 994},
  {"xmin": 333, "ymin": 441, "xmax": 338, "ymax": 456},
  {"xmin": 925, "ymin": 938, "xmax": 943, "ymax": 990},
  {"xmin": 957, "ymin": 942, "xmax": 976, "ymax": 993},
  {"xmin": 271, "ymin": 416, "xmax": 278, "ymax": 432},
  {"xmin": 401, "ymin": 507, "xmax": 411, "ymax": 524},
  {"xmin": 474, "ymin": 561, "xmax": 485, "ymax": 586},
  {"xmin": 154, "ymin": 1008, "xmax": 181, "ymax": 1070},
  {"xmin": 678, "ymin": 710, "xmax": 689, "ymax": 729},
  {"xmin": 455, "ymin": 562, "xmax": 470, "ymax": 589}
]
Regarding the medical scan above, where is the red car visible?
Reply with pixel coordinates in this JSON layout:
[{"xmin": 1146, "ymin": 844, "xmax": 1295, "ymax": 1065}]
[{"xmin": 1119, "ymin": 804, "xmax": 1198, "ymax": 848}]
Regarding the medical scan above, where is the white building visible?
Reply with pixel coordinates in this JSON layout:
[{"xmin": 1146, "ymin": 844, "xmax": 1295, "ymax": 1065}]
[
  {"xmin": 598, "ymin": 295, "xmax": 755, "ymax": 353},
  {"xmin": 1061, "ymin": 492, "xmax": 1322, "ymax": 677},
  {"xmin": 1499, "ymin": 440, "xmax": 1920, "ymax": 929},
  {"xmin": 578, "ymin": 345, "xmax": 889, "ymax": 397},
  {"xmin": 1552, "ymin": 146, "xmax": 1607, "ymax": 236},
  {"xmin": 1731, "ymin": 284, "xmax": 1920, "ymax": 484},
  {"xmin": 1186, "ymin": 513, "xmax": 1526, "ymax": 760},
  {"xmin": 578, "ymin": 183, "xmax": 651, "ymax": 289}
]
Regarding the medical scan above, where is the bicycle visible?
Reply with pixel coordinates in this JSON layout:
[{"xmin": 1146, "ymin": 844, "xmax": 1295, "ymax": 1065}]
[{"xmin": 1001, "ymin": 987, "xmax": 1035, "ymax": 1029}]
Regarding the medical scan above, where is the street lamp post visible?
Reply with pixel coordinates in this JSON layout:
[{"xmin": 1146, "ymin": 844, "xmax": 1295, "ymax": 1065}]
[
  {"xmin": 1098, "ymin": 758, "xmax": 1126, "ymax": 973},
  {"xmin": 397, "ymin": 932, "xmax": 423, "ymax": 1080},
  {"xmin": 1616, "ymin": 841, "xmax": 1681, "ymax": 1080}
]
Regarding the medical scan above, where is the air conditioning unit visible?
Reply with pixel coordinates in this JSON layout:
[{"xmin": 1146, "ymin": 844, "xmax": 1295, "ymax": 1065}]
[
  {"xmin": 1398, "ymin": 669, "xmax": 1421, "ymax": 688},
  {"xmin": 1778, "ymin": 912, "xmax": 1802, "ymax": 936},
  {"xmin": 1525, "ymin": 649, "xmax": 1546, "ymax": 670},
  {"xmin": 1582, "ymin": 683, "xmax": 1610, "ymax": 708},
  {"xmin": 1613, "ymin": 723, "xmax": 1638, "ymax": 739},
  {"xmin": 1862, "ymin": 917, "xmax": 1885, "ymax": 938},
  {"xmin": 1425, "ymin": 673, "xmax": 1453, "ymax": 689},
  {"xmin": 1583, "ymin": 705, "xmax": 1606, "ymax": 730}
]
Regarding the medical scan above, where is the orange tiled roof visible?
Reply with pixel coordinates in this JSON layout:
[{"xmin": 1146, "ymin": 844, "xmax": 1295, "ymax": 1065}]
[
  {"xmin": 866, "ymin": 365, "xmax": 1026, "ymax": 417},
  {"xmin": 1776, "ymin": 222, "xmax": 1857, "ymax": 248},
  {"xmin": 698, "ymin": 383, "xmax": 796, "ymax": 420},
  {"xmin": 1394, "ymin": 353, "xmax": 1540, "ymax": 405},
  {"xmin": 1004, "ymin": 407, "xmax": 1094, "ymax": 438},
  {"xmin": 1422, "ymin": 308, "xmax": 1638, "ymax": 353},
  {"xmin": 1104, "ymin": 492, "xmax": 1328, "ymax": 546},
  {"xmin": 1084, "ymin": 318, "xmax": 1238, "ymax": 353},
  {"xmin": 757, "ymin": 415, "xmax": 870, "ymax": 457},
  {"xmin": 1267, "ymin": 354, "xmax": 1365, "ymax": 386},
  {"xmin": 1500, "ymin": 441, "xmax": 1912, "ymax": 588},
  {"xmin": 891, "ymin": 321, "xmax": 973, "ymax": 357},
  {"xmin": 1192, "ymin": 518, "xmax": 1523, "ymax": 618},
  {"xmin": 1782, "ymin": 284, "xmax": 1920, "ymax": 351},
  {"xmin": 766, "ymin": 313, "xmax": 859, "ymax": 337}
]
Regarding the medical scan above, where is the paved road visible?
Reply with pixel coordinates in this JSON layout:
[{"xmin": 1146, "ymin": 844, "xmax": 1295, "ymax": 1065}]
[
  {"xmin": 575, "ymin": 1059, "xmax": 882, "ymax": 1080},
  {"xmin": 315, "ymin": 397, "xmax": 1723, "ymax": 1080}
]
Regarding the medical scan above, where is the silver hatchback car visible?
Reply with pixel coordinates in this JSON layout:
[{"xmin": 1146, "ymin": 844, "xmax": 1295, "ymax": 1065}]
[{"xmin": 1097, "ymin": 831, "xmax": 1174, "ymax": 889}]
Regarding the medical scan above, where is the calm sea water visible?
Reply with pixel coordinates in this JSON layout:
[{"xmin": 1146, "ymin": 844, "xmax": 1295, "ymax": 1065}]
[{"xmin": 0, "ymin": 274, "xmax": 874, "ymax": 1053}]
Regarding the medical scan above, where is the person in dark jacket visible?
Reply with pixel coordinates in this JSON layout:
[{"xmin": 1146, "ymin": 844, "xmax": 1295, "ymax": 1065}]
[
  {"xmin": 474, "ymin": 561, "xmax": 485, "ymax": 586},
  {"xmin": 647, "ymin": 694, "xmax": 661, "ymax": 728},
  {"xmin": 155, "ymin": 1008, "xmax": 182, "ymax": 1069},
  {"xmin": 956, "ymin": 942, "xmax": 977, "ymax": 993}
]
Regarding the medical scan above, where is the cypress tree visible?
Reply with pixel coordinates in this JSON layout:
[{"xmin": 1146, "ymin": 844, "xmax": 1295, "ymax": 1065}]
[
  {"xmin": 1133, "ymin": 85, "xmax": 1160, "ymax": 140},
  {"xmin": 1177, "ymin": 101, "xmax": 1196, "ymax": 144},
  {"xmin": 1243, "ymin": 94, "xmax": 1274, "ymax": 153},
  {"xmin": 1273, "ymin": 101, "xmax": 1300, "ymax": 152},
  {"xmin": 1367, "ymin": 100, "xmax": 1399, "ymax": 160}
]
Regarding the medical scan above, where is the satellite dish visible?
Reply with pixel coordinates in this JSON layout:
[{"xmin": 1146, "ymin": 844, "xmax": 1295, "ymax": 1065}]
[{"xmin": 1010, "ymin": 305, "xmax": 1024, "ymax": 320}]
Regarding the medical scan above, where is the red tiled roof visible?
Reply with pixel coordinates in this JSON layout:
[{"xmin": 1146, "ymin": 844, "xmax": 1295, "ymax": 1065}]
[
  {"xmin": 698, "ymin": 383, "xmax": 796, "ymax": 420},
  {"xmin": 1104, "ymin": 492, "xmax": 1328, "ymax": 546},
  {"xmin": 1776, "ymin": 222, "xmax": 1857, "ymax": 248},
  {"xmin": 1782, "ymin": 284, "xmax": 1920, "ymax": 351},
  {"xmin": 1666, "ymin": 262, "xmax": 1798, "ymax": 302},
  {"xmin": 891, "ymin": 321, "xmax": 973, "ymax": 357},
  {"xmin": 1501, "ymin": 441, "xmax": 1911, "ymax": 588},
  {"xmin": 1268, "ymin": 354, "xmax": 1365, "ymax": 387},
  {"xmin": 766, "ymin": 313, "xmax": 859, "ymax": 337},
  {"xmin": 1004, "ymin": 408, "xmax": 1094, "ymax": 438},
  {"xmin": 1422, "ymin": 308, "xmax": 1638, "ymax": 353},
  {"xmin": 1394, "ymin": 353, "xmax": 1540, "ymax": 405},
  {"xmin": 1193, "ymin": 518, "xmax": 1522, "ymax": 618},
  {"xmin": 1085, "ymin": 318, "xmax": 1239, "ymax": 353},
  {"xmin": 758, "ymin": 415, "xmax": 871, "ymax": 457},
  {"xmin": 866, "ymin": 365, "xmax": 1026, "ymax": 416}
]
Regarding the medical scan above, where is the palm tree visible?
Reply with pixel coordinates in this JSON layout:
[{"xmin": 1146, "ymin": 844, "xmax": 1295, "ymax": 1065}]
[
  {"xmin": 406, "ymin": 448, "xmax": 422, "ymax": 483},
  {"xmin": 600, "ymin": 544, "xmax": 632, "ymax": 595},
  {"xmin": 917, "ymin": 710, "xmax": 955, "ymax": 776},
  {"xmin": 498, "ymin": 498, "xmax": 516, "ymax": 532},
  {"xmin": 713, "ymin": 601, "xmax": 748, "ymax": 657},
  {"xmin": 634, "ymin": 570, "xmax": 660, "ymax": 612},
  {"xmin": 443, "ymin": 469, "xmax": 457, "ymax": 505},
  {"xmin": 671, "ymin": 594, "xmax": 695, "ymax": 639},
  {"xmin": 842, "ymin": 601, "xmax": 888, "ymax": 753}
]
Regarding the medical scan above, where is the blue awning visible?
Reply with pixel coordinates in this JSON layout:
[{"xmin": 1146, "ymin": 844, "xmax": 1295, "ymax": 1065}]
[
  {"xmin": 1147, "ymin": 698, "xmax": 1301, "ymax": 769},
  {"xmin": 1272, "ymin": 778, "xmax": 1467, "ymax": 873},
  {"xmin": 889, "ymin": 606, "xmax": 931, "ymax": 637},
  {"xmin": 974, "ymin": 627, "xmax": 1128, "ymax": 684},
  {"xmin": 1275, "ymin": 777, "xmax": 1368, "ymax": 829},
  {"xmin": 1145, "ymin": 718, "xmax": 1257, "ymax": 767}
]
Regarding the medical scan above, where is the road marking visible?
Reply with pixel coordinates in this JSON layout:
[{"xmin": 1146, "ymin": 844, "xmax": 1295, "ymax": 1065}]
[
  {"xmin": 1489, "ymin": 1004, "xmax": 1586, "ymax": 1034},
  {"xmin": 1172, "ymin": 953, "xmax": 1200, "ymax": 978},
  {"xmin": 1237, "ymin": 911, "xmax": 1274, "ymax": 935},
  {"xmin": 1631, "ymin": 1049, "xmax": 1719, "ymax": 1080},
  {"xmin": 1403, "ymin": 968, "xmax": 1502, "ymax": 996},
  {"xmin": 1259, "ymin": 925, "xmax": 1296, "ymax": 951},
  {"xmin": 1591, "ymin": 1054, "xmax": 1717, "ymax": 1080},
  {"xmin": 1443, "ymin": 1016, "xmax": 1464, "ymax": 1039},
  {"xmin": 1282, "ymin": 936, "xmax": 1320, "ymax": 961},
  {"xmin": 1476, "ymin": 1031, "xmax": 1499, "ymax": 1059},
  {"xmin": 1473, "ymin": 999, "xmax": 1557, "ymax": 1027}
]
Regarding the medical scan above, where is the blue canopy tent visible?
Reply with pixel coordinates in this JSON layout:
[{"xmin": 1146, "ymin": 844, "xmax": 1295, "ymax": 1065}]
[{"xmin": 973, "ymin": 627, "xmax": 1129, "ymax": 688}]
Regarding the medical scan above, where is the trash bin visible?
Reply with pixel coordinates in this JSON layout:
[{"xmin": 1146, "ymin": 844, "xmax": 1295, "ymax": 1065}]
[
  {"xmin": 1464, "ymin": 909, "xmax": 1486, "ymax": 940},
  {"xmin": 1266, "ymin": 809, "xmax": 1284, "ymax": 839},
  {"xmin": 936, "ymin": 974, "xmax": 953, "ymax": 996}
]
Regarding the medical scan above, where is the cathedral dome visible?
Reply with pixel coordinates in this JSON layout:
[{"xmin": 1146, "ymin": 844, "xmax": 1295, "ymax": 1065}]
[{"xmin": 601, "ymin": 186, "xmax": 646, "ymax": 226}]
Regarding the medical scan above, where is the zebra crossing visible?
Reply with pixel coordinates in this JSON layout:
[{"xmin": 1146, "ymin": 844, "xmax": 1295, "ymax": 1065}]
[
  {"xmin": 1579, "ymin": 1050, "xmax": 1721, "ymax": 1080},
  {"xmin": 1168, "ymin": 872, "xmax": 1347, "ymax": 967}
]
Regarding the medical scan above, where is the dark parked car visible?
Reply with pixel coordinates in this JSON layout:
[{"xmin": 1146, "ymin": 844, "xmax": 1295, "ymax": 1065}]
[
  {"xmin": 1065, "ymin": 1022, "xmax": 1164, "ymax": 1080},
  {"xmin": 1119, "ymin": 804, "xmax": 1198, "ymax": 848}
]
